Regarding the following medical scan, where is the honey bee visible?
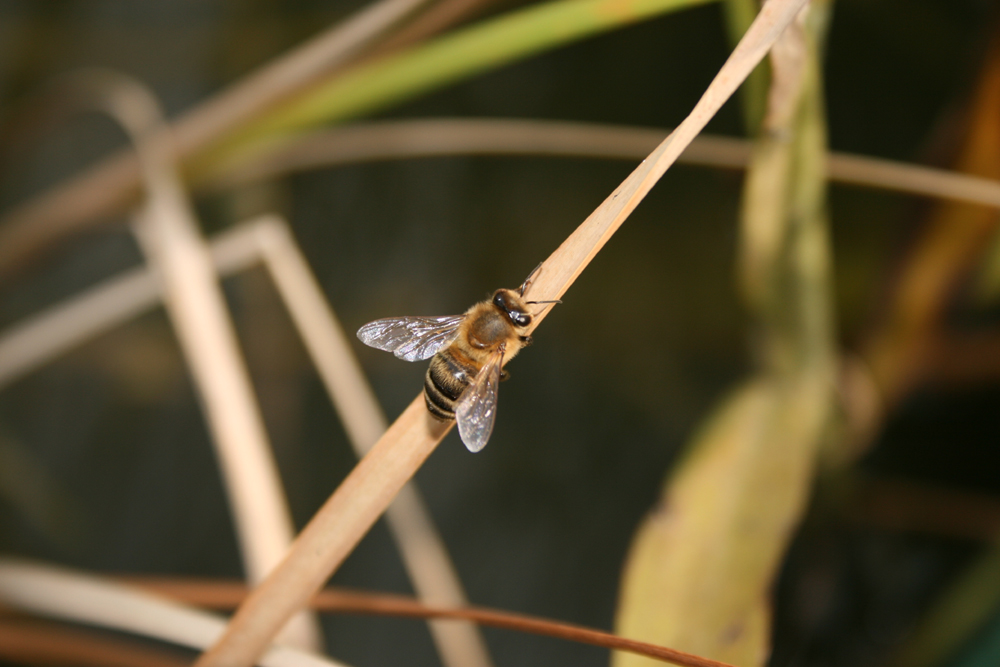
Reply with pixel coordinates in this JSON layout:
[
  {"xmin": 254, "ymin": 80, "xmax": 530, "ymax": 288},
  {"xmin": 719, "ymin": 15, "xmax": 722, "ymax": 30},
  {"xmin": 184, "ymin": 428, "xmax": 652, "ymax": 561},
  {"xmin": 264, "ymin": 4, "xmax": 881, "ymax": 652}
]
[{"xmin": 357, "ymin": 266, "xmax": 558, "ymax": 452}]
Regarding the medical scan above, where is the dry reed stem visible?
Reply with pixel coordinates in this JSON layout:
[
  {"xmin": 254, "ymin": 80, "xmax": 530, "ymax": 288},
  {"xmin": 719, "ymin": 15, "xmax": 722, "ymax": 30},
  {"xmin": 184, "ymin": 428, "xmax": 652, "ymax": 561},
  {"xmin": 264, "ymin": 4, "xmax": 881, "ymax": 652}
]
[
  {"xmin": 193, "ymin": 1, "xmax": 808, "ymax": 665},
  {"xmin": 211, "ymin": 118, "xmax": 1000, "ymax": 213},
  {"xmin": 0, "ymin": 0, "xmax": 436, "ymax": 277},
  {"xmin": 0, "ymin": 214, "xmax": 491, "ymax": 667},
  {"xmin": 79, "ymin": 70, "xmax": 318, "ymax": 649},
  {"xmin": 886, "ymin": 543, "xmax": 1000, "ymax": 667},
  {"xmin": 0, "ymin": 559, "xmax": 347, "ymax": 667}
]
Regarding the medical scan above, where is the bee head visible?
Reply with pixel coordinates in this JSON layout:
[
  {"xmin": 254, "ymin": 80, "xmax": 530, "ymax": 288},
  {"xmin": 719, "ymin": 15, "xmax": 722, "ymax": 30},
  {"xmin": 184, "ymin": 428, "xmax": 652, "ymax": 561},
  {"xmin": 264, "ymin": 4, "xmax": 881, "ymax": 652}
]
[{"xmin": 492, "ymin": 289, "xmax": 532, "ymax": 328}]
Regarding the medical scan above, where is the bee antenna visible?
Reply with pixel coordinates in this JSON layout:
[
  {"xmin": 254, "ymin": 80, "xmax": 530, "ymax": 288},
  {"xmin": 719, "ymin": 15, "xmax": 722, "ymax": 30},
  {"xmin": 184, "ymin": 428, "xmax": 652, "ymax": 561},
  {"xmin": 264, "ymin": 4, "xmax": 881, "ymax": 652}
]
[
  {"xmin": 519, "ymin": 262, "xmax": 544, "ymax": 296},
  {"xmin": 526, "ymin": 299, "xmax": 562, "ymax": 305}
]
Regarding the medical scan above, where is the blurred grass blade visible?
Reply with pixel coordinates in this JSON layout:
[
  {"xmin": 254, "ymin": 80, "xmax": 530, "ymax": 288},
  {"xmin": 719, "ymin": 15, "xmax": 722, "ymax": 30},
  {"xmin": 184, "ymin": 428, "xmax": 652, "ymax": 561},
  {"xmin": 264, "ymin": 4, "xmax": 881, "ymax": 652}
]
[
  {"xmin": 0, "ymin": 434, "xmax": 87, "ymax": 551},
  {"xmin": 197, "ymin": 0, "xmax": 717, "ymax": 176},
  {"xmin": 722, "ymin": 0, "xmax": 768, "ymax": 133},
  {"xmin": 370, "ymin": 0, "xmax": 505, "ymax": 54},
  {"xmin": 614, "ymin": 382, "xmax": 776, "ymax": 667},
  {"xmin": 947, "ymin": 609, "xmax": 1000, "ymax": 667},
  {"xmin": 888, "ymin": 543, "xmax": 1000, "ymax": 667},
  {"xmin": 260, "ymin": 0, "xmax": 715, "ymax": 130}
]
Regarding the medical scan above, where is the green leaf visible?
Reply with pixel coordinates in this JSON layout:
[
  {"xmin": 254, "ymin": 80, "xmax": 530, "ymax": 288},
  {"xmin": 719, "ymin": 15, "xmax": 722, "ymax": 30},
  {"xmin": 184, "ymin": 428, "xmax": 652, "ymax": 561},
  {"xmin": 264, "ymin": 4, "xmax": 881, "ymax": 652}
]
[
  {"xmin": 722, "ymin": 0, "xmax": 768, "ymax": 134},
  {"xmin": 889, "ymin": 544, "xmax": 1000, "ymax": 667},
  {"xmin": 197, "ymin": 0, "xmax": 717, "ymax": 177}
]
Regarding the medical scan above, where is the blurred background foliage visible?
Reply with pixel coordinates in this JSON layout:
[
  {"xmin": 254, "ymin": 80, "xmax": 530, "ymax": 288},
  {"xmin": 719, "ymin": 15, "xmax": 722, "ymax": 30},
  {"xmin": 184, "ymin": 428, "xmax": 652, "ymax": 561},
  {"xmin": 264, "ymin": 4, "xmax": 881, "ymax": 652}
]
[{"xmin": 1, "ymin": 0, "xmax": 1000, "ymax": 666}]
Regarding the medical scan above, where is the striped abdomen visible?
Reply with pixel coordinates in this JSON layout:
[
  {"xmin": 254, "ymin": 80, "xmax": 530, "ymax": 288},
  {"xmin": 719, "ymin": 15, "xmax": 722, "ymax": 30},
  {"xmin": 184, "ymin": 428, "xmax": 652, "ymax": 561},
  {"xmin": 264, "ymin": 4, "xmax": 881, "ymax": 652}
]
[{"xmin": 424, "ymin": 348, "xmax": 479, "ymax": 420}]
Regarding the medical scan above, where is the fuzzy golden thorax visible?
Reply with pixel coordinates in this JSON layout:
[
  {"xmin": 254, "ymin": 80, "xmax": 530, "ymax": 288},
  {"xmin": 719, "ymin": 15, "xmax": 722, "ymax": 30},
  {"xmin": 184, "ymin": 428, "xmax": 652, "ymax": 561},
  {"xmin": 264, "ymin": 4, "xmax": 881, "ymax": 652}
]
[{"xmin": 452, "ymin": 288, "xmax": 532, "ymax": 363}]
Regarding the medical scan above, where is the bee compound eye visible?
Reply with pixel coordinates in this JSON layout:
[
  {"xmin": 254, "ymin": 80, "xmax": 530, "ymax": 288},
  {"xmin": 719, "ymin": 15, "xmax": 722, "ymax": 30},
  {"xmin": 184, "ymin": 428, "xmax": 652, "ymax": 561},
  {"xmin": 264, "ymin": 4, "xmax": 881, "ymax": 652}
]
[
  {"xmin": 493, "ymin": 293, "xmax": 506, "ymax": 308},
  {"xmin": 514, "ymin": 313, "xmax": 531, "ymax": 327}
]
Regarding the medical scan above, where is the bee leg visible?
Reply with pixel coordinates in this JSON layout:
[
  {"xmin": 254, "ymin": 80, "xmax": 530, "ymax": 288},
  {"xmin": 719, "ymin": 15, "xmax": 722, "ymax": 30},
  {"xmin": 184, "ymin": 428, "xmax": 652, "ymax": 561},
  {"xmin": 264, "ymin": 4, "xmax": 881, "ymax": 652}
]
[
  {"xmin": 499, "ymin": 369, "xmax": 510, "ymax": 382},
  {"xmin": 519, "ymin": 335, "xmax": 533, "ymax": 346}
]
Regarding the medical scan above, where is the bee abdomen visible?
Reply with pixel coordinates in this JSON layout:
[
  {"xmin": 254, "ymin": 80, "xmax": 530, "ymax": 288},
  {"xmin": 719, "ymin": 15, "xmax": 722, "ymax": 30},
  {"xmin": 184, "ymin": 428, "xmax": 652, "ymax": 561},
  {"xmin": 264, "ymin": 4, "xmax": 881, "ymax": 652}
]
[{"xmin": 424, "ymin": 351, "xmax": 475, "ymax": 421}]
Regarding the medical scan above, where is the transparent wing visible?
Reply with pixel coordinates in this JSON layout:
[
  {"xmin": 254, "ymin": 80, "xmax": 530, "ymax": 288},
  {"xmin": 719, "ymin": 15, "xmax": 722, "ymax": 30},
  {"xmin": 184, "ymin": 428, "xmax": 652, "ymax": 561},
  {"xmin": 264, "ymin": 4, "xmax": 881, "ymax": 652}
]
[
  {"xmin": 357, "ymin": 315, "xmax": 464, "ymax": 362},
  {"xmin": 455, "ymin": 345, "xmax": 504, "ymax": 453}
]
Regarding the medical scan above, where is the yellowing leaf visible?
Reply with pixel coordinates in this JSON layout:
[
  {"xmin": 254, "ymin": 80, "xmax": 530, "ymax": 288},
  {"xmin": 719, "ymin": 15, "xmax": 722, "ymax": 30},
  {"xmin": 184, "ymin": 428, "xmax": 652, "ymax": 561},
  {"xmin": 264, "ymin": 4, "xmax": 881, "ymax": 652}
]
[{"xmin": 614, "ymin": 373, "xmax": 827, "ymax": 667}]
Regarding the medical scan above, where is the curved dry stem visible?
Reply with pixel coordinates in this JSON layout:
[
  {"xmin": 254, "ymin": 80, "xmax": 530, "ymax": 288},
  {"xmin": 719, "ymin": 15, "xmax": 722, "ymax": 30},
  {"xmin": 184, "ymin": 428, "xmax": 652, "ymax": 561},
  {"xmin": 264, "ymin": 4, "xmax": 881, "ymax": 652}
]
[
  {"xmin": 317, "ymin": 591, "xmax": 736, "ymax": 667},
  {"xmin": 0, "ymin": 618, "xmax": 191, "ymax": 667},
  {"xmin": 123, "ymin": 577, "xmax": 739, "ymax": 667},
  {"xmin": 211, "ymin": 118, "xmax": 1000, "ymax": 210},
  {"xmin": 192, "ymin": 1, "xmax": 808, "ymax": 665}
]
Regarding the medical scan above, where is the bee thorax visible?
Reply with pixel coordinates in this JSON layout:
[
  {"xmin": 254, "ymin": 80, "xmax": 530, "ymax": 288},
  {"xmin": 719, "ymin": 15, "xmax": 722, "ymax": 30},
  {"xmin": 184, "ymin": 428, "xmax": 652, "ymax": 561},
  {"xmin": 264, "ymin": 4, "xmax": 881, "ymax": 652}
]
[{"xmin": 467, "ymin": 309, "xmax": 512, "ymax": 347}]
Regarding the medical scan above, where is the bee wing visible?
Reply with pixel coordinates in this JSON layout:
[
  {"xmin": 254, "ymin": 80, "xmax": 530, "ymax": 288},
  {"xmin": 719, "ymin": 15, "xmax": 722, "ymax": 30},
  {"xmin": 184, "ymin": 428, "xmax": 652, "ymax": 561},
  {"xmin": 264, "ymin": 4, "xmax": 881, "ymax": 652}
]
[
  {"xmin": 357, "ymin": 315, "xmax": 464, "ymax": 362},
  {"xmin": 455, "ymin": 345, "xmax": 504, "ymax": 453}
]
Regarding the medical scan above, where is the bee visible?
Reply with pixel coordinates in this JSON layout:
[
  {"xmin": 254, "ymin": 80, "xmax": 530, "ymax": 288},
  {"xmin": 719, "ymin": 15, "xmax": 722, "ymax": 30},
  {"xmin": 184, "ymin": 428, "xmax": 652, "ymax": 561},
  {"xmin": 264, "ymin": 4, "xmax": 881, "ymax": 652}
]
[{"xmin": 357, "ymin": 266, "xmax": 558, "ymax": 452}]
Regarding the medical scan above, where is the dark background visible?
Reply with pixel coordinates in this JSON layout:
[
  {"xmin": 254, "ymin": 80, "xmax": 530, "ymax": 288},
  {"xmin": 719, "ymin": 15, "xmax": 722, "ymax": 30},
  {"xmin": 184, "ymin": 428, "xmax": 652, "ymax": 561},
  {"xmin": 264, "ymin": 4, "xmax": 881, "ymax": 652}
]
[{"xmin": 0, "ymin": 1, "xmax": 998, "ymax": 665}]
